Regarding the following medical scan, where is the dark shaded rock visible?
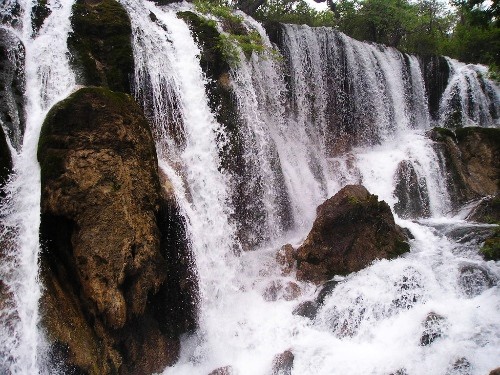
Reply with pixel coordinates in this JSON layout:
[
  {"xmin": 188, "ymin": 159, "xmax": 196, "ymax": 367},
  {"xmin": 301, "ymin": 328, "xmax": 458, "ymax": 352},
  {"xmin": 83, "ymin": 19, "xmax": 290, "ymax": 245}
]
[
  {"xmin": 489, "ymin": 368, "xmax": 500, "ymax": 375},
  {"xmin": 31, "ymin": 0, "xmax": 51, "ymax": 35},
  {"xmin": 263, "ymin": 21, "xmax": 284, "ymax": 48},
  {"xmin": 419, "ymin": 55, "xmax": 450, "ymax": 120},
  {"xmin": 271, "ymin": 349, "xmax": 294, "ymax": 375},
  {"xmin": 315, "ymin": 279, "xmax": 339, "ymax": 305},
  {"xmin": 458, "ymin": 263, "xmax": 496, "ymax": 297},
  {"xmin": 68, "ymin": 0, "xmax": 134, "ymax": 93},
  {"xmin": 467, "ymin": 195, "xmax": 500, "ymax": 224},
  {"xmin": 389, "ymin": 370, "xmax": 408, "ymax": 375},
  {"xmin": 292, "ymin": 300, "xmax": 319, "ymax": 319},
  {"xmin": 0, "ymin": 28, "xmax": 25, "ymax": 150},
  {"xmin": 276, "ymin": 244, "xmax": 296, "ymax": 275},
  {"xmin": 208, "ymin": 366, "xmax": 234, "ymax": 375},
  {"xmin": 296, "ymin": 185, "xmax": 410, "ymax": 284},
  {"xmin": 38, "ymin": 87, "xmax": 196, "ymax": 374},
  {"xmin": 0, "ymin": 127, "xmax": 12, "ymax": 198},
  {"xmin": 446, "ymin": 357, "xmax": 471, "ymax": 375},
  {"xmin": 420, "ymin": 312, "xmax": 446, "ymax": 346},
  {"xmin": 393, "ymin": 160, "xmax": 430, "ymax": 219},
  {"xmin": 427, "ymin": 127, "xmax": 500, "ymax": 209}
]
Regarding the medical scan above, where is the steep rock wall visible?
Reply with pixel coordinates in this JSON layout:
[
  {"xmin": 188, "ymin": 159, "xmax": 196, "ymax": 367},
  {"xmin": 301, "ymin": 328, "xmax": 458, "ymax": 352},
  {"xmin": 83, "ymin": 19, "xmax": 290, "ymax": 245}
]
[{"xmin": 38, "ymin": 87, "xmax": 196, "ymax": 374}]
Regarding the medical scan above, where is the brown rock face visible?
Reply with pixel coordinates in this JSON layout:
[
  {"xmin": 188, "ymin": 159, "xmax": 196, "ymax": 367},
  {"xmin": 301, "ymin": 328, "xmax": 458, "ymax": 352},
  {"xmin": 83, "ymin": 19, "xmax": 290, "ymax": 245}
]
[
  {"xmin": 428, "ymin": 127, "xmax": 500, "ymax": 208},
  {"xmin": 38, "ymin": 87, "xmax": 197, "ymax": 374},
  {"xmin": 296, "ymin": 185, "xmax": 410, "ymax": 284}
]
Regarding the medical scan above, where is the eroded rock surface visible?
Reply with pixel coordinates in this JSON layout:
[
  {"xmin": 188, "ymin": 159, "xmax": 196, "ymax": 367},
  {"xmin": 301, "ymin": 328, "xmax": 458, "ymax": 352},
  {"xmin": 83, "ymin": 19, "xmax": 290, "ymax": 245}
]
[
  {"xmin": 296, "ymin": 185, "xmax": 410, "ymax": 284},
  {"xmin": 393, "ymin": 160, "xmax": 430, "ymax": 219},
  {"xmin": 428, "ymin": 127, "xmax": 500, "ymax": 209},
  {"xmin": 38, "ymin": 87, "xmax": 197, "ymax": 374}
]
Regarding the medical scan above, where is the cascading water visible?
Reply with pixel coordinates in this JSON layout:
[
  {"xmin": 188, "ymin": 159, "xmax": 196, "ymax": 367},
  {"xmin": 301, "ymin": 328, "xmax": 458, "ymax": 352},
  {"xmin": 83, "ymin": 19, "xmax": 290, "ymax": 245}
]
[
  {"xmin": 0, "ymin": 0, "xmax": 499, "ymax": 373},
  {"xmin": 0, "ymin": 0, "xmax": 76, "ymax": 373}
]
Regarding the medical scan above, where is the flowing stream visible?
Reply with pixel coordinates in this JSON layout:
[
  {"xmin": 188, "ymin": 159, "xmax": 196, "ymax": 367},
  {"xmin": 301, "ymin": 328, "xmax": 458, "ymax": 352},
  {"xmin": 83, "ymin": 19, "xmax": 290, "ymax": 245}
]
[
  {"xmin": 0, "ymin": 1, "xmax": 499, "ymax": 374},
  {"xmin": 0, "ymin": 0, "xmax": 76, "ymax": 373}
]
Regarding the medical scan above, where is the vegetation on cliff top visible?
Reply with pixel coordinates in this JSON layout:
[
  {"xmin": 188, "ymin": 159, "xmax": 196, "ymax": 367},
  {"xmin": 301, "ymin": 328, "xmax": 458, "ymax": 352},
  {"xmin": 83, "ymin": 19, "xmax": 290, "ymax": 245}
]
[{"xmin": 221, "ymin": 0, "xmax": 499, "ymax": 77}]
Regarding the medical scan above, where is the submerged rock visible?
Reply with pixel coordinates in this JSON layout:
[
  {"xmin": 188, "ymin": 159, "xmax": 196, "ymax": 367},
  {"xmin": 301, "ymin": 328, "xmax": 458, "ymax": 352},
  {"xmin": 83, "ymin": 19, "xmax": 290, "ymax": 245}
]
[
  {"xmin": 272, "ymin": 349, "xmax": 294, "ymax": 375},
  {"xmin": 420, "ymin": 312, "xmax": 447, "ymax": 346},
  {"xmin": 276, "ymin": 244, "xmax": 296, "ymax": 275},
  {"xmin": 296, "ymin": 185, "xmax": 410, "ymax": 284},
  {"xmin": 393, "ymin": 160, "xmax": 430, "ymax": 219},
  {"xmin": 292, "ymin": 300, "xmax": 319, "ymax": 319},
  {"xmin": 0, "ymin": 28, "xmax": 25, "ymax": 150},
  {"xmin": 38, "ymin": 87, "xmax": 196, "ymax": 374},
  {"xmin": 68, "ymin": 0, "xmax": 134, "ymax": 93},
  {"xmin": 208, "ymin": 366, "xmax": 234, "ymax": 375},
  {"xmin": 458, "ymin": 263, "xmax": 496, "ymax": 297},
  {"xmin": 446, "ymin": 357, "xmax": 472, "ymax": 375}
]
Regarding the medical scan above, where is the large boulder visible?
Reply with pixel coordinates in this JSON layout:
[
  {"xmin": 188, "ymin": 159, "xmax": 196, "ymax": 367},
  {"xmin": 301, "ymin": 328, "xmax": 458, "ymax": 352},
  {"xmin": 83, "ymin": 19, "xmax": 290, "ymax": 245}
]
[
  {"xmin": 0, "ymin": 28, "xmax": 25, "ymax": 150},
  {"xmin": 38, "ymin": 87, "xmax": 197, "ymax": 374},
  {"xmin": 428, "ymin": 127, "xmax": 500, "ymax": 209},
  {"xmin": 296, "ymin": 185, "xmax": 410, "ymax": 284},
  {"xmin": 419, "ymin": 55, "xmax": 450, "ymax": 121},
  {"xmin": 68, "ymin": 0, "xmax": 134, "ymax": 94}
]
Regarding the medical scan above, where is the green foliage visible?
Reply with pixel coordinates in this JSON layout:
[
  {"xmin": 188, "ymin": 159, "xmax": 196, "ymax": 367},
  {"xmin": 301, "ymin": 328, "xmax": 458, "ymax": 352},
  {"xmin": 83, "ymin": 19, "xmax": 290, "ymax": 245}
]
[
  {"xmin": 190, "ymin": 0, "xmax": 275, "ymax": 66},
  {"xmin": 194, "ymin": 0, "xmax": 244, "ymax": 24},
  {"xmin": 480, "ymin": 226, "xmax": 500, "ymax": 261}
]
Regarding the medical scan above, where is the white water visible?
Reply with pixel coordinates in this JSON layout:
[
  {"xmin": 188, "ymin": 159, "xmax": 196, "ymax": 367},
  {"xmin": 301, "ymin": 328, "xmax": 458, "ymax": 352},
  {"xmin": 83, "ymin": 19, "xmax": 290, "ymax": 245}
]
[
  {"xmin": 0, "ymin": 0, "xmax": 76, "ymax": 373},
  {"xmin": 0, "ymin": 1, "xmax": 498, "ymax": 374},
  {"xmin": 440, "ymin": 58, "xmax": 500, "ymax": 128}
]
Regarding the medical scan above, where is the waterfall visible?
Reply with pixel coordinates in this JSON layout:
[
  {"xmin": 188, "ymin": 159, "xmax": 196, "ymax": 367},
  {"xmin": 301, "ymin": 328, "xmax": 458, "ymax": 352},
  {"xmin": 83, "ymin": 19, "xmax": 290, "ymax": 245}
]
[
  {"xmin": 0, "ymin": 0, "xmax": 76, "ymax": 373},
  {"xmin": 440, "ymin": 58, "xmax": 500, "ymax": 128},
  {"xmin": 0, "ymin": 1, "xmax": 499, "ymax": 374}
]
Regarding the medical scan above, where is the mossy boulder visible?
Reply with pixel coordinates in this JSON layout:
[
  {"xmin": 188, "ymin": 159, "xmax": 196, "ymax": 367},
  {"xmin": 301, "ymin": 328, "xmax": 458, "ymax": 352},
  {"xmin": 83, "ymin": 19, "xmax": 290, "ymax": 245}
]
[
  {"xmin": 296, "ymin": 185, "xmax": 410, "ymax": 284},
  {"xmin": 68, "ymin": 0, "xmax": 134, "ymax": 93},
  {"xmin": 38, "ymin": 87, "xmax": 197, "ymax": 374},
  {"xmin": 0, "ymin": 28, "xmax": 25, "ymax": 150}
]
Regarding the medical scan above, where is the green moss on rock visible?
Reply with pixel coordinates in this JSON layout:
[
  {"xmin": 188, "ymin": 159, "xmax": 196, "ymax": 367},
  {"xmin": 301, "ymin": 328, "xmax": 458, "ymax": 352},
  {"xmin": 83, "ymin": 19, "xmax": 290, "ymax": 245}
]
[
  {"xmin": 68, "ymin": 0, "xmax": 134, "ymax": 93},
  {"xmin": 481, "ymin": 227, "xmax": 500, "ymax": 261}
]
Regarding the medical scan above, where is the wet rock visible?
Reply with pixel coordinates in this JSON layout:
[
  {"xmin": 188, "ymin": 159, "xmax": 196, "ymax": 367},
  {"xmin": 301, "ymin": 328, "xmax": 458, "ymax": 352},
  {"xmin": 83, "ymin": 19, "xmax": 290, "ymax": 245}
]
[
  {"xmin": 38, "ymin": 87, "xmax": 195, "ymax": 374},
  {"xmin": 420, "ymin": 55, "xmax": 450, "ymax": 120},
  {"xmin": 458, "ymin": 263, "xmax": 495, "ymax": 298},
  {"xmin": 68, "ymin": 0, "xmax": 134, "ymax": 93},
  {"xmin": 276, "ymin": 244, "xmax": 296, "ymax": 275},
  {"xmin": 389, "ymin": 370, "xmax": 408, "ymax": 375},
  {"xmin": 208, "ymin": 366, "xmax": 234, "ymax": 375},
  {"xmin": 0, "ymin": 127, "xmax": 12, "ymax": 198},
  {"xmin": 420, "ymin": 312, "xmax": 446, "ymax": 346},
  {"xmin": 315, "ymin": 279, "xmax": 339, "ymax": 305},
  {"xmin": 466, "ymin": 195, "xmax": 500, "ymax": 224},
  {"xmin": 393, "ymin": 160, "xmax": 430, "ymax": 219},
  {"xmin": 296, "ymin": 185, "xmax": 410, "ymax": 284},
  {"xmin": 392, "ymin": 269, "xmax": 424, "ymax": 310},
  {"xmin": 292, "ymin": 300, "xmax": 319, "ymax": 319},
  {"xmin": 264, "ymin": 280, "xmax": 301, "ymax": 302},
  {"xmin": 271, "ymin": 349, "xmax": 294, "ymax": 375},
  {"xmin": 489, "ymin": 368, "xmax": 500, "ymax": 375},
  {"xmin": 446, "ymin": 357, "xmax": 471, "ymax": 375},
  {"xmin": 31, "ymin": 0, "xmax": 51, "ymax": 35},
  {"xmin": 0, "ymin": 28, "xmax": 25, "ymax": 150},
  {"xmin": 427, "ymin": 127, "xmax": 500, "ymax": 209}
]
